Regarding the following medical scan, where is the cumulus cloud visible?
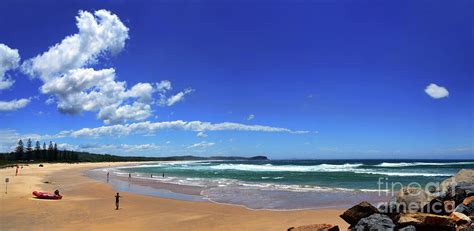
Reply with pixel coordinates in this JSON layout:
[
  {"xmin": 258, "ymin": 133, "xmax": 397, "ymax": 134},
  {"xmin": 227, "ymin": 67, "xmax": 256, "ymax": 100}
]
[
  {"xmin": 60, "ymin": 120, "xmax": 310, "ymax": 137},
  {"xmin": 196, "ymin": 131, "xmax": 208, "ymax": 138},
  {"xmin": 0, "ymin": 44, "xmax": 20, "ymax": 90},
  {"xmin": 20, "ymin": 10, "xmax": 193, "ymax": 123},
  {"xmin": 39, "ymin": 68, "xmax": 154, "ymax": 123},
  {"xmin": 21, "ymin": 10, "xmax": 129, "ymax": 80},
  {"xmin": 0, "ymin": 44, "xmax": 30, "ymax": 112},
  {"xmin": 425, "ymin": 83, "xmax": 449, "ymax": 99},
  {"xmin": 247, "ymin": 114, "xmax": 255, "ymax": 121},
  {"xmin": 98, "ymin": 102, "xmax": 152, "ymax": 124},
  {"xmin": 0, "ymin": 98, "xmax": 30, "ymax": 112},
  {"xmin": 19, "ymin": 10, "xmax": 158, "ymax": 124},
  {"xmin": 156, "ymin": 80, "xmax": 172, "ymax": 93},
  {"xmin": 188, "ymin": 141, "xmax": 215, "ymax": 149}
]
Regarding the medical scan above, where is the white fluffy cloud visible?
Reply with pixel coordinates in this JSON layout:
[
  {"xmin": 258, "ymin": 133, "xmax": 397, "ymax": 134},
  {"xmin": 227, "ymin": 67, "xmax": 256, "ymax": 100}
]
[
  {"xmin": 19, "ymin": 10, "xmax": 149, "ymax": 123},
  {"xmin": 188, "ymin": 141, "xmax": 215, "ymax": 149},
  {"xmin": 425, "ymin": 83, "xmax": 449, "ymax": 99},
  {"xmin": 21, "ymin": 10, "xmax": 138, "ymax": 123},
  {"xmin": 22, "ymin": 10, "xmax": 129, "ymax": 80},
  {"xmin": 38, "ymin": 67, "xmax": 154, "ymax": 123},
  {"xmin": 0, "ymin": 44, "xmax": 30, "ymax": 111},
  {"xmin": 60, "ymin": 120, "xmax": 309, "ymax": 137},
  {"xmin": 21, "ymin": 10, "xmax": 192, "ymax": 123},
  {"xmin": 156, "ymin": 80, "xmax": 172, "ymax": 93},
  {"xmin": 0, "ymin": 98, "xmax": 31, "ymax": 112},
  {"xmin": 0, "ymin": 44, "xmax": 20, "ymax": 90},
  {"xmin": 98, "ymin": 102, "xmax": 152, "ymax": 124}
]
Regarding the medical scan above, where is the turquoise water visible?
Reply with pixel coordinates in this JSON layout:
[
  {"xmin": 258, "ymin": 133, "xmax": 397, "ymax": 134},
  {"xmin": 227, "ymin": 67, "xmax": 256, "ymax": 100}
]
[
  {"xmin": 121, "ymin": 160, "xmax": 473, "ymax": 190},
  {"xmin": 111, "ymin": 160, "xmax": 474, "ymax": 209}
]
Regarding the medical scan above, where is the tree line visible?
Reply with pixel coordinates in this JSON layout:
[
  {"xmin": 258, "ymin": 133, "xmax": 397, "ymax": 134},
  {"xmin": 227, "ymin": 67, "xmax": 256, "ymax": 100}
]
[
  {"xmin": 0, "ymin": 139, "xmax": 269, "ymax": 166},
  {"xmin": 7, "ymin": 139, "xmax": 79, "ymax": 162}
]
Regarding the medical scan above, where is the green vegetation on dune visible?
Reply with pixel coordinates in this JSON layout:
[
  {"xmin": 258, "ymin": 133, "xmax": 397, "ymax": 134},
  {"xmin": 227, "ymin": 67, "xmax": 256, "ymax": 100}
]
[{"xmin": 0, "ymin": 139, "xmax": 268, "ymax": 167}]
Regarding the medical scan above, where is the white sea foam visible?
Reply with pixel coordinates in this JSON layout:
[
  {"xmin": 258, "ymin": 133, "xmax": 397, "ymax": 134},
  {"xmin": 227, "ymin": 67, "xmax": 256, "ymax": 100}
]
[
  {"xmin": 113, "ymin": 162, "xmax": 456, "ymax": 177},
  {"xmin": 209, "ymin": 163, "xmax": 363, "ymax": 172},
  {"xmin": 376, "ymin": 162, "xmax": 474, "ymax": 167},
  {"xmin": 354, "ymin": 170, "xmax": 452, "ymax": 177}
]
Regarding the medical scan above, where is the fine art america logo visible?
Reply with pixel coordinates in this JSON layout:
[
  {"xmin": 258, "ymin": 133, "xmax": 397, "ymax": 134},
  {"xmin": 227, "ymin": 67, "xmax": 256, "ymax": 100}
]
[{"xmin": 375, "ymin": 177, "xmax": 470, "ymax": 215}]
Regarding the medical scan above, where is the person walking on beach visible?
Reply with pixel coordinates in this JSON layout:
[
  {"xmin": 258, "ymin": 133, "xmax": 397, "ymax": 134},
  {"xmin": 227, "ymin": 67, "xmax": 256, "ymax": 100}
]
[
  {"xmin": 107, "ymin": 172, "xmax": 110, "ymax": 183},
  {"xmin": 15, "ymin": 166, "xmax": 18, "ymax": 176},
  {"xmin": 115, "ymin": 193, "xmax": 121, "ymax": 210},
  {"xmin": 150, "ymin": 174, "xmax": 153, "ymax": 178},
  {"xmin": 128, "ymin": 173, "xmax": 131, "ymax": 180}
]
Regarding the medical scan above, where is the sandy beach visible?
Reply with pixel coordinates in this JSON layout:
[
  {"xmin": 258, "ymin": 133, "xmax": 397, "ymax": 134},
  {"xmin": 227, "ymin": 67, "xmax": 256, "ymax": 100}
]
[{"xmin": 0, "ymin": 162, "xmax": 348, "ymax": 230}]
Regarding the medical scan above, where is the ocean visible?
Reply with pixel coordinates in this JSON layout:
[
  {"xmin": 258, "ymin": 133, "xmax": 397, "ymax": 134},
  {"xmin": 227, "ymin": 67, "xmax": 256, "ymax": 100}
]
[{"xmin": 89, "ymin": 159, "xmax": 474, "ymax": 210}]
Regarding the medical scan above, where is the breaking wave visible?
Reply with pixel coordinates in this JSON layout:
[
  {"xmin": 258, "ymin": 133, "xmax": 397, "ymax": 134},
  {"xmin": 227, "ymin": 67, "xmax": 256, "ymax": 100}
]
[
  {"xmin": 209, "ymin": 163, "xmax": 363, "ymax": 172},
  {"xmin": 375, "ymin": 162, "xmax": 474, "ymax": 168}
]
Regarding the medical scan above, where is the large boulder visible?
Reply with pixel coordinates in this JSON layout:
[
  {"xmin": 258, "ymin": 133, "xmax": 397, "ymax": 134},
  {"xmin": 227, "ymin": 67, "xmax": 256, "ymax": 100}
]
[
  {"xmin": 396, "ymin": 187, "xmax": 437, "ymax": 213},
  {"xmin": 340, "ymin": 201, "xmax": 378, "ymax": 226},
  {"xmin": 440, "ymin": 169, "xmax": 474, "ymax": 193},
  {"xmin": 287, "ymin": 224, "xmax": 339, "ymax": 231},
  {"xmin": 397, "ymin": 213, "xmax": 456, "ymax": 231},
  {"xmin": 351, "ymin": 214, "xmax": 395, "ymax": 231}
]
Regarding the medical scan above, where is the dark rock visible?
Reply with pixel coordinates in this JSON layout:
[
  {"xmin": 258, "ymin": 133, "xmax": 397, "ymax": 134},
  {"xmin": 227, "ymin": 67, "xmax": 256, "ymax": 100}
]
[
  {"xmin": 457, "ymin": 222, "xmax": 474, "ymax": 231},
  {"xmin": 455, "ymin": 196, "xmax": 474, "ymax": 216},
  {"xmin": 398, "ymin": 225, "xmax": 416, "ymax": 231},
  {"xmin": 397, "ymin": 213, "xmax": 456, "ymax": 231},
  {"xmin": 352, "ymin": 214, "xmax": 395, "ymax": 231},
  {"xmin": 453, "ymin": 187, "xmax": 468, "ymax": 205},
  {"xmin": 340, "ymin": 201, "xmax": 378, "ymax": 226},
  {"xmin": 287, "ymin": 224, "xmax": 339, "ymax": 231},
  {"xmin": 379, "ymin": 198, "xmax": 402, "ymax": 221},
  {"xmin": 423, "ymin": 198, "xmax": 455, "ymax": 215}
]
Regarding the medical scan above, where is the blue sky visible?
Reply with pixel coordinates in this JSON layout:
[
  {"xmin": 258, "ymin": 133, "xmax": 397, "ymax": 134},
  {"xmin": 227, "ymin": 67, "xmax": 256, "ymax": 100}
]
[{"xmin": 0, "ymin": 0, "xmax": 472, "ymax": 159}]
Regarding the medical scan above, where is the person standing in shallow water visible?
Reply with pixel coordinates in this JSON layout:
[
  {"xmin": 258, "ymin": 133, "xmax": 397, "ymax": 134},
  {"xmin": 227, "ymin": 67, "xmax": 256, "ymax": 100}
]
[
  {"xmin": 115, "ymin": 193, "xmax": 121, "ymax": 210},
  {"xmin": 107, "ymin": 172, "xmax": 110, "ymax": 183},
  {"xmin": 128, "ymin": 173, "xmax": 131, "ymax": 180}
]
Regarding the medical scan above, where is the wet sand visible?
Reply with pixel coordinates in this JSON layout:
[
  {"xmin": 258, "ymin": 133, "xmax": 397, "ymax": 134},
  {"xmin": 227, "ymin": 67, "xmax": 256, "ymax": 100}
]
[{"xmin": 0, "ymin": 162, "xmax": 349, "ymax": 230}]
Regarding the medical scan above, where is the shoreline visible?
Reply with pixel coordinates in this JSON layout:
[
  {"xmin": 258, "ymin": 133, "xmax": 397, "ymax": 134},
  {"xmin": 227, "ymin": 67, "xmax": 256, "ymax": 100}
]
[
  {"xmin": 98, "ymin": 162, "xmax": 392, "ymax": 211},
  {"xmin": 0, "ymin": 162, "xmax": 349, "ymax": 230}
]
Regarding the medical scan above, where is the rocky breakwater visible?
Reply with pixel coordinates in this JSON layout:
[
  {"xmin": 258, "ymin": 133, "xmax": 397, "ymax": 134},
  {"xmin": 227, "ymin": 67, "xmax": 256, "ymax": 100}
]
[{"xmin": 288, "ymin": 169, "xmax": 474, "ymax": 231}]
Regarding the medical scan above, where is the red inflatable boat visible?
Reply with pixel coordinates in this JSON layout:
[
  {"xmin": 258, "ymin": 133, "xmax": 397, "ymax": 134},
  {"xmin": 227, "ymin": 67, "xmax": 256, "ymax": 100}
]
[{"xmin": 32, "ymin": 191, "xmax": 62, "ymax": 200}]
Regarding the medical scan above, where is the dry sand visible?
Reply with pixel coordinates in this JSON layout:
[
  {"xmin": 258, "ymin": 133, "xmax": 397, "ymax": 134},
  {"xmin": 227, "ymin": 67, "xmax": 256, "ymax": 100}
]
[{"xmin": 0, "ymin": 162, "xmax": 349, "ymax": 230}]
